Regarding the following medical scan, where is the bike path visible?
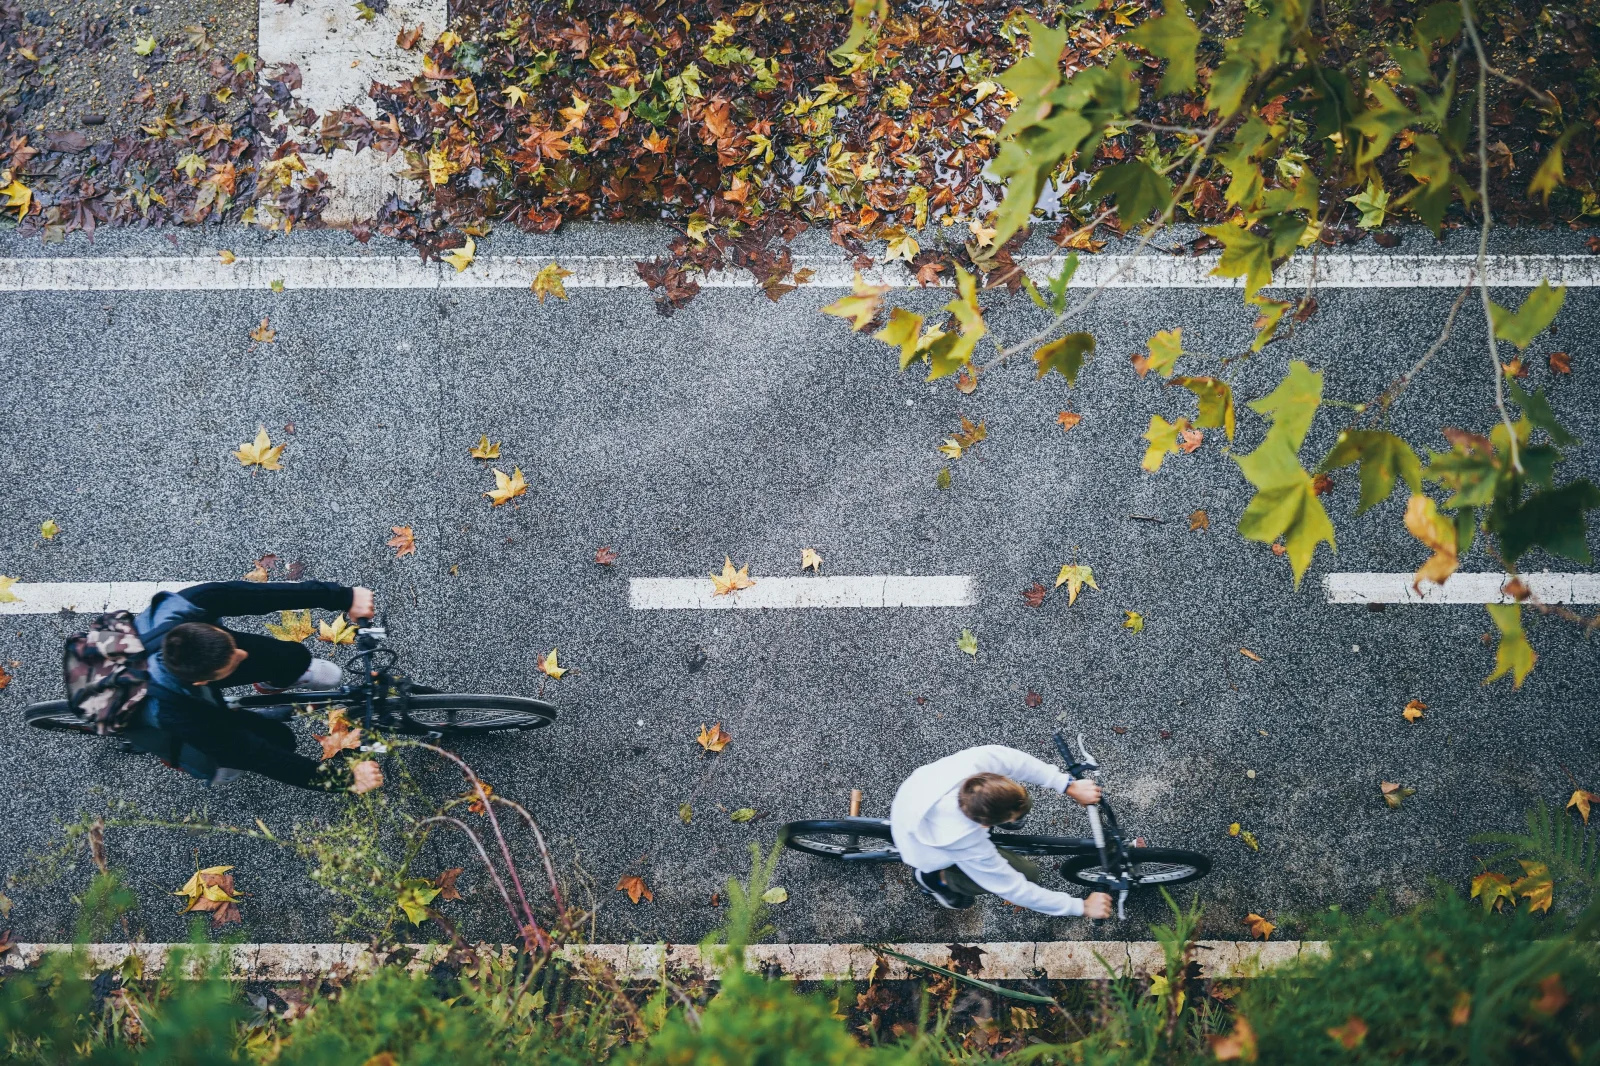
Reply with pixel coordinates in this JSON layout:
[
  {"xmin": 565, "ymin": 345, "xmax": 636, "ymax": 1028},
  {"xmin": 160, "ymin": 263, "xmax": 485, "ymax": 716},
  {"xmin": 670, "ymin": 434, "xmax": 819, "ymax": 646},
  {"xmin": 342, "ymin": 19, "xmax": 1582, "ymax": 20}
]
[{"xmin": 1, "ymin": 230, "xmax": 1597, "ymax": 946}]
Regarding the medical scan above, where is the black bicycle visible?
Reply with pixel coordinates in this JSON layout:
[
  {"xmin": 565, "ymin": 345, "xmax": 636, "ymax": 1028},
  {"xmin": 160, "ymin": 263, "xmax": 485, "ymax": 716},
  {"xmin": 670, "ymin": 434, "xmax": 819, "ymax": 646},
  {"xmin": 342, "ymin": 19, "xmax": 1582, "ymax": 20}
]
[
  {"xmin": 780, "ymin": 733, "xmax": 1210, "ymax": 919},
  {"xmin": 25, "ymin": 618, "xmax": 556, "ymax": 739}
]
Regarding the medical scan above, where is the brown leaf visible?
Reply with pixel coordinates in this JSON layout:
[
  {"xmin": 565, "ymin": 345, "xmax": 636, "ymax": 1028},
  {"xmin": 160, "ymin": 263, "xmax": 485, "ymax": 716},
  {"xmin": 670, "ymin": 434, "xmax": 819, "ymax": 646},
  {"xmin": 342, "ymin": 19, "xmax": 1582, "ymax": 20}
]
[
  {"xmin": 0, "ymin": 662, "xmax": 10, "ymax": 692},
  {"xmin": 1372, "ymin": 231, "xmax": 1402, "ymax": 248},
  {"xmin": 1239, "ymin": 648, "xmax": 1263, "ymax": 662},
  {"xmin": 710, "ymin": 556, "xmax": 756, "ymax": 596},
  {"xmin": 616, "ymin": 873, "xmax": 653, "ymax": 904},
  {"xmin": 1530, "ymin": 973, "xmax": 1568, "ymax": 1015},
  {"xmin": 1209, "ymin": 1016, "xmax": 1258, "ymax": 1061},
  {"xmin": 250, "ymin": 317, "xmax": 276, "ymax": 343},
  {"xmin": 1326, "ymin": 1016, "xmax": 1368, "ymax": 1049},
  {"xmin": 1503, "ymin": 358, "xmax": 1528, "ymax": 379},
  {"xmin": 1056, "ymin": 411, "xmax": 1081, "ymax": 433},
  {"xmin": 386, "ymin": 526, "xmax": 416, "ymax": 557},
  {"xmin": 1549, "ymin": 351, "xmax": 1571, "ymax": 374},
  {"xmin": 697, "ymin": 722, "xmax": 732, "ymax": 752},
  {"xmin": 595, "ymin": 545, "xmax": 619, "ymax": 565},
  {"xmin": 244, "ymin": 564, "xmax": 271, "ymax": 582},
  {"xmin": 954, "ymin": 366, "xmax": 978, "ymax": 394},
  {"xmin": 396, "ymin": 24, "xmax": 422, "ymax": 49},
  {"xmin": 1021, "ymin": 582, "xmax": 1047, "ymax": 608},
  {"xmin": 1179, "ymin": 428, "xmax": 1204, "ymax": 453},
  {"xmin": 1271, "ymin": 542, "xmax": 1287, "ymax": 556},
  {"xmin": 1189, "ymin": 509, "xmax": 1210, "ymax": 531},
  {"xmin": 464, "ymin": 781, "xmax": 495, "ymax": 815},
  {"xmin": 1243, "ymin": 913, "xmax": 1275, "ymax": 940},
  {"xmin": 1403, "ymin": 699, "xmax": 1427, "ymax": 722},
  {"xmin": 316, "ymin": 724, "xmax": 362, "ymax": 760},
  {"xmin": 433, "ymin": 867, "xmax": 464, "ymax": 901},
  {"xmin": 1311, "ymin": 473, "xmax": 1334, "ymax": 495},
  {"xmin": 1024, "ymin": 691, "xmax": 1043, "ymax": 708}
]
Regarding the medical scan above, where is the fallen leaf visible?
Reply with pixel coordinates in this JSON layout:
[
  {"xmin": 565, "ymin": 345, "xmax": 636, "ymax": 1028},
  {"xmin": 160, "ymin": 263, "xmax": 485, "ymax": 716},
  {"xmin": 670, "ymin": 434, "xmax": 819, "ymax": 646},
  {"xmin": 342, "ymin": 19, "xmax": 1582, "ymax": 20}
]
[
  {"xmin": 1179, "ymin": 428, "xmax": 1204, "ymax": 453},
  {"xmin": 1471, "ymin": 870, "xmax": 1516, "ymax": 912},
  {"xmin": 820, "ymin": 272, "xmax": 890, "ymax": 331},
  {"xmin": 1515, "ymin": 859, "xmax": 1553, "ymax": 913},
  {"xmin": 531, "ymin": 262, "xmax": 575, "ymax": 303},
  {"xmin": 269, "ymin": 279, "xmax": 285, "ymax": 293},
  {"xmin": 464, "ymin": 780, "xmax": 495, "ymax": 815},
  {"xmin": 760, "ymin": 886, "xmax": 789, "ymax": 904},
  {"xmin": 801, "ymin": 548, "xmax": 824, "ymax": 572},
  {"xmin": 1502, "ymin": 358, "xmax": 1527, "ymax": 379},
  {"xmin": 1549, "ymin": 351, "xmax": 1571, "ymax": 374},
  {"xmin": 484, "ymin": 467, "xmax": 527, "ymax": 506},
  {"xmin": 954, "ymin": 366, "xmax": 978, "ymax": 394},
  {"xmin": 1189, "ymin": 509, "xmax": 1210, "ymax": 531},
  {"xmin": 1024, "ymin": 691, "xmax": 1043, "ymax": 708},
  {"xmin": 319, "ymin": 613, "xmax": 357, "ymax": 645},
  {"xmin": 1123, "ymin": 610, "xmax": 1145, "ymax": 633},
  {"xmin": 1228, "ymin": 823, "xmax": 1261, "ymax": 851},
  {"xmin": 349, "ymin": 759, "xmax": 384, "ymax": 794},
  {"xmin": 958, "ymin": 629, "xmax": 978, "ymax": 656},
  {"xmin": 1054, "ymin": 564, "xmax": 1098, "ymax": 605},
  {"xmin": 1326, "ymin": 1016, "xmax": 1368, "ymax": 1049},
  {"xmin": 678, "ymin": 803, "xmax": 693, "ymax": 824},
  {"xmin": 265, "ymin": 610, "xmax": 313, "ymax": 642},
  {"xmin": 1056, "ymin": 410, "xmax": 1081, "ymax": 432},
  {"xmin": 1568, "ymin": 789, "xmax": 1595, "ymax": 824},
  {"xmin": 1403, "ymin": 699, "xmax": 1427, "ymax": 722},
  {"xmin": 250, "ymin": 317, "xmax": 276, "ymax": 343},
  {"xmin": 1021, "ymin": 582, "xmax": 1047, "ymax": 607},
  {"xmin": 315, "ymin": 722, "xmax": 361, "ymax": 760},
  {"xmin": 0, "ymin": 577, "xmax": 18, "ymax": 604},
  {"xmin": 595, "ymin": 545, "xmax": 618, "ymax": 565},
  {"xmin": 173, "ymin": 865, "xmax": 242, "ymax": 926},
  {"xmin": 710, "ymin": 556, "xmax": 756, "ymax": 596},
  {"xmin": 470, "ymin": 435, "xmax": 501, "ymax": 459},
  {"xmin": 936, "ymin": 467, "xmax": 952, "ymax": 490},
  {"xmin": 0, "ymin": 663, "xmax": 11, "ymax": 691},
  {"xmin": 617, "ymin": 873, "xmax": 653, "ymax": 904},
  {"xmin": 1239, "ymin": 648, "xmax": 1263, "ymax": 662},
  {"xmin": 1141, "ymin": 414, "xmax": 1191, "ymax": 473},
  {"xmin": 1451, "ymin": 991, "xmax": 1472, "ymax": 1026},
  {"xmin": 387, "ymin": 526, "xmax": 416, "ymax": 557},
  {"xmin": 1244, "ymin": 913, "xmax": 1275, "ymax": 940},
  {"xmin": 39, "ymin": 520, "xmax": 60, "ymax": 540},
  {"xmin": 1380, "ymin": 780, "xmax": 1416, "ymax": 808},
  {"xmin": 538, "ymin": 648, "xmax": 567, "ymax": 679},
  {"xmin": 1271, "ymin": 542, "xmax": 1287, "ymax": 556},
  {"xmin": 1209, "ymin": 1016, "xmax": 1258, "ymax": 1061},
  {"xmin": 697, "ymin": 722, "xmax": 732, "ymax": 752},
  {"xmin": 441, "ymin": 237, "xmax": 476, "ymax": 273},
  {"xmin": 234, "ymin": 426, "xmax": 286, "ymax": 470},
  {"xmin": 218, "ymin": 250, "xmax": 236, "ymax": 265},
  {"xmin": 730, "ymin": 808, "xmax": 757, "ymax": 822},
  {"xmin": 1530, "ymin": 973, "xmax": 1567, "ymax": 1014}
]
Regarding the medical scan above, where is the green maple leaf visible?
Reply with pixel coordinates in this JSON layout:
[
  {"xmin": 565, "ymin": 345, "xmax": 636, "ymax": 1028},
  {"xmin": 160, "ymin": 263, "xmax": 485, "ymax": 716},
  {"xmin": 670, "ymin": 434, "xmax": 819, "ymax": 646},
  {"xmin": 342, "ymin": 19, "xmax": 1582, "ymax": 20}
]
[
  {"xmin": 1141, "ymin": 414, "xmax": 1190, "ymax": 473},
  {"xmin": 1528, "ymin": 127, "xmax": 1578, "ymax": 204},
  {"xmin": 1087, "ymin": 160, "xmax": 1172, "ymax": 226},
  {"xmin": 1345, "ymin": 183, "xmax": 1390, "ymax": 229},
  {"xmin": 1140, "ymin": 328, "xmax": 1183, "ymax": 378},
  {"xmin": 1203, "ymin": 223, "xmax": 1274, "ymax": 299},
  {"xmin": 397, "ymin": 879, "xmax": 441, "ymax": 925},
  {"xmin": 1509, "ymin": 383, "xmax": 1577, "ymax": 447},
  {"xmin": 1248, "ymin": 361, "xmax": 1323, "ymax": 450},
  {"xmin": 1488, "ymin": 280, "xmax": 1566, "ymax": 351},
  {"xmin": 1319, "ymin": 430, "xmax": 1422, "ymax": 513},
  {"xmin": 958, "ymin": 629, "xmax": 978, "ymax": 656},
  {"xmin": 1235, "ymin": 438, "xmax": 1336, "ymax": 587},
  {"xmin": 1485, "ymin": 604, "xmax": 1536, "ymax": 688},
  {"xmin": 1126, "ymin": 0, "xmax": 1200, "ymax": 97},
  {"xmin": 1400, "ymin": 133, "xmax": 1454, "ymax": 236},
  {"xmin": 1172, "ymin": 376, "xmax": 1236, "ymax": 440},
  {"xmin": 1033, "ymin": 332, "xmax": 1095, "ymax": 384},
  {"xmin": 1122, "ymin": 610, "xmax": 1145, "ymax": 633},
  {"xmin": 1496, "ymin": 480, "xmax": 1600, "ymax": 565},
  {"xmin": 134, "ymin": 35, "xmax": 157, "ymax": 56}
]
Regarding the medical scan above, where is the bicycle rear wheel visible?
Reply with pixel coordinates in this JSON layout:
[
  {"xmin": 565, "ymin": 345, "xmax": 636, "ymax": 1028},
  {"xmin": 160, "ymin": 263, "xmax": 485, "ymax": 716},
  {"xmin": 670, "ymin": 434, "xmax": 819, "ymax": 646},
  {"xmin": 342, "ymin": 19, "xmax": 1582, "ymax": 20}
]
[
  {"xmin": 1058, "ymin": 847, "xmax": 1211, "ymax": 889},
  {"xmin": 24, "ymin": 700, "xmax": 93, "ymax": 734},
  {"xmin": 779, "ymin": 819, "xmax": 900, "ymax": 862},
  {"xmin": 401, "ymin": 694, "xmax": 556, "ymax": 734}
]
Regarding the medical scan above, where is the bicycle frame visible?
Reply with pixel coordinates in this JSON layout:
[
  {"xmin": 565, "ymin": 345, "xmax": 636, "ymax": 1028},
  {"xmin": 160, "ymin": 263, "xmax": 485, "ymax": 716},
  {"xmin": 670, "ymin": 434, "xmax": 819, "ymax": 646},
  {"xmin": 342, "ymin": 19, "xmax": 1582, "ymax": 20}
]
[
  {"xmin": 1052, "ymin": 731, "xmax": 1135, "ymax": 919},
  {"xmin": 232, "ymin": 621, "xmax": 435, "ymax": 737}
]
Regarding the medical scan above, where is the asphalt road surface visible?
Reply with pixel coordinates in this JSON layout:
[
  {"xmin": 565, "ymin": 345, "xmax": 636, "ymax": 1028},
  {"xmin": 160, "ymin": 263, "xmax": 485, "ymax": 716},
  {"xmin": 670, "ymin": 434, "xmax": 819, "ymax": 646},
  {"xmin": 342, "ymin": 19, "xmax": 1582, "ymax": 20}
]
[{"xmin": 2, "ymin": 224, "xmax": 1596, "ymax": 948}]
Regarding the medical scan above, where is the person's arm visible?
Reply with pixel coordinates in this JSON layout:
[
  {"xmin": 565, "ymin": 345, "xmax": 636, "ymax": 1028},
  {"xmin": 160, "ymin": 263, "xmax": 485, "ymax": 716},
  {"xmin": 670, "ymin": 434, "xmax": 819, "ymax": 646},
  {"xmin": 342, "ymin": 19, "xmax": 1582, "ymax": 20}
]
[
  {"xmin": 178, "ymin": 581, "xmax": 355, "ymax": 620},
  {"xmin": 175, "ymin": 711, "xmax": 351, "ymax": 791},
  {"xmin": 951, "ymin": 842, "xmax": 1086, "ymax": 917},
  {"xmin": 968, "ymin": 745, "xmax": 1074, "ymax": 793}
]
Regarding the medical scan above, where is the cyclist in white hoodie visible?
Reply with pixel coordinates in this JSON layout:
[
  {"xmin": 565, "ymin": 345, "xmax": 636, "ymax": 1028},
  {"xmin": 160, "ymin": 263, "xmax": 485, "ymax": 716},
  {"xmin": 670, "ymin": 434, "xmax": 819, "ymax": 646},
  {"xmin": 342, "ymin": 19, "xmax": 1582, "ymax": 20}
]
[{"xmin": 890, "ymin": 745, "xmax": 1113, "ymax": 917}]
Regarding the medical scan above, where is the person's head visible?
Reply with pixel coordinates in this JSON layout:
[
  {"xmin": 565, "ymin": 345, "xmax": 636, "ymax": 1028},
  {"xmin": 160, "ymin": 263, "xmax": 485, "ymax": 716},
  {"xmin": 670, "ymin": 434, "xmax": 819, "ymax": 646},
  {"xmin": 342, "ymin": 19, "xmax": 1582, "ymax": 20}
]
[
  {"xmin": 958, "ymin": 772, "xmax": 1032, "ymax": 826},
  {"xmin": 162, "ymin": 623, "xmax": 248, "ymax": 685}
]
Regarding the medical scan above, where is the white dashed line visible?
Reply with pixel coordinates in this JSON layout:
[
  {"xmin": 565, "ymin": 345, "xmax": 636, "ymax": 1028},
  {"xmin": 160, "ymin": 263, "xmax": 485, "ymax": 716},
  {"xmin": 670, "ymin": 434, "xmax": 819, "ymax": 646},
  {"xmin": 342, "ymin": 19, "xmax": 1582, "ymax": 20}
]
[
  {"xmin": 629, "ymin": 575, "xmax": 975, "ymax": 610},
  {"xmin": 1323, "ymin": 571, "xmax": 1600, "ymax": 604},
  {"xmin": 0, "ymin": 581, "xmax": 193, "ymax": 616},
  {"xmin": 0, "ymin": 253, "xmax": 1592, "ymax": 293}
]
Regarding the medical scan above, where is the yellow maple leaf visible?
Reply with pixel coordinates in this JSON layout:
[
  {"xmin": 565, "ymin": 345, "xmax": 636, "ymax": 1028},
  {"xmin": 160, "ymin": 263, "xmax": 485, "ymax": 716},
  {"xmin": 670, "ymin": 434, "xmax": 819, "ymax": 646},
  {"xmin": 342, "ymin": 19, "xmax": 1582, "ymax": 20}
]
[
  {"xmin": 697, "ymin": 722, "xmax": 732, "ymax": 752},
  {"xmin": 1243, "ymin": 912, "xmax": 1275, "ymax": 940},
  {"xmin": 1568, "ymin": 789, "xmax": 1595, "ymax": 824},
  {"xmin": 538, "ymin": 648, "xmax": 567, "ymax": 679},
  {"xmin": 265, "ymin": 610, "xmax": 313, "ymax": 642},
  {"xmin": 319, "ymin": 613, "xmax": 357, "ymax": 644},
  {"xmin": 1513, "ymin": 860, "xmax": 1553, "ymax": 913},
  {"xmin": 1471, "ymin": 870, "xmax": 1515, "ymax": 911},
  {"xmin": 0, "ymin": 170, "xmax": 31, "ymax": 220},
  {"xmin": 504, "ymin": 85, "xmax": 528, "ymax": 107},
  {"xmin": 441, "ymin": 237, "xmax": 476, "ymax": 273},
  {"xmin": 0, "ymin": 576, "xmax": 18, "ymax": 603},
  {"xmin": 532, "ymin": 262, "xmax": 574, "ymax": 304},
  {"xmin": 710, "ymin": 556, "xmax": 756, "ymax": 596},
  {"xmin": 484, "ymin": 467, "xmax": 527, "ymax": 506},
  {"xmin": 1054, "ymin": 564, "xmax": 1097, "ymax": 606},
  {"xmin": 820, "ymin": 272, "xmax": 890, "ymax": 331},
  {"xmin": 469, "ymin": 435, "xmax": 501, "ymax": 459},
  {"xmin": 233, "ymin": 426, "xmax": 286, "ymax": 470},
  {"xmin": 218, "ymin": 250, "xmax": 237, "ymax": 265},
  {"xmin": 40, "ymin": 519, "xmax": 60, "ymax": 540},
  {"xmin": 1403, "ymin": 699, "xmax": 1427, "ymax": 722},
  {"xmin": 1403, "ymin": 495, "xmax": 1458, "ymax": 589},
  {"xmin": 801, "ymin": 548, "xmax": 824, "ymax": 572},
  {"xmin": 1123, "ymin": 610, "xmax": 1145, "ymax": 632}
]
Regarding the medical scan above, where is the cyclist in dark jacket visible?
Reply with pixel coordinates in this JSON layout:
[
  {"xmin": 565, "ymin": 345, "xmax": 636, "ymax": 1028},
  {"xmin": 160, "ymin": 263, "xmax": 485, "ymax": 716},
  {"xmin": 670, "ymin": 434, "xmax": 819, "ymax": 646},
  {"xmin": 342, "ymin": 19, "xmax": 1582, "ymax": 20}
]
[{"xmin": 130, "ymin": 580, "xmax": 375, "ymax": 789}]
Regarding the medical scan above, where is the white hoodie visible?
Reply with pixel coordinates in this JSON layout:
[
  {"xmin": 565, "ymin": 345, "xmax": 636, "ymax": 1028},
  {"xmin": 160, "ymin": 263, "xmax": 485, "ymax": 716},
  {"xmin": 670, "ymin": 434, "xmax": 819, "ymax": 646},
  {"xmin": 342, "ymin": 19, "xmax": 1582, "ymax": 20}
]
[{"xmin": 889, "ymin": 745, "xmax": 1085, "ymax": 917}]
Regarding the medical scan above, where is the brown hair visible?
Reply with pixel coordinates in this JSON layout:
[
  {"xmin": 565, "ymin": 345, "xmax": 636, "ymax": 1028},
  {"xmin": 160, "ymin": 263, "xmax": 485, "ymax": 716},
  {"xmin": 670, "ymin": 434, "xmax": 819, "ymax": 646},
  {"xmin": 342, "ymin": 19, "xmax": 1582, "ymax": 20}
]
[
  {"xmin": 162, "ymin": 623, "xmax": 237, "ymax": 682},
  {"xmin": 958, "ymin": 773, "xmax": 1032, "ymax": 825}
]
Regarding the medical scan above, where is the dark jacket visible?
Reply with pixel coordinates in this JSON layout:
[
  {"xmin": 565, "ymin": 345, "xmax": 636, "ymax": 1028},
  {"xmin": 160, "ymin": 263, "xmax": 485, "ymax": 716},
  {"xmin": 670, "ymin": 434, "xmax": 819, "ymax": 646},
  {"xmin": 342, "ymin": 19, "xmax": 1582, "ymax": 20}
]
[{"xmin": 133, "ymin": 581, "xmax": 355, "ymax": 789}]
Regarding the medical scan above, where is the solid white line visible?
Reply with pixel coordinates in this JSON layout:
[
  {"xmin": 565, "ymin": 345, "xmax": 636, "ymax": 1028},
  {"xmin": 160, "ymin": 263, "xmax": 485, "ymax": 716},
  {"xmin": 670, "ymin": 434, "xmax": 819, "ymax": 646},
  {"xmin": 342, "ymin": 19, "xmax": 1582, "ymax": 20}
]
[
  {"xmin": 1323, "ymin": 571, "xmax": 1600, "ymax": 604},
  {"xmin": 0, "ymin": 581, "xmax": 193, "ymax": 616},
  {"xmin": 629, "ymin": 575, "xmax": 974, "ymax": 610},
  {"xmin": 0, "ymin": 253, "xmax": 1592, "ymax": 292},
  {"xmin": 3, "ymin": 940, "xmax": 1324, "ymax": 980}
]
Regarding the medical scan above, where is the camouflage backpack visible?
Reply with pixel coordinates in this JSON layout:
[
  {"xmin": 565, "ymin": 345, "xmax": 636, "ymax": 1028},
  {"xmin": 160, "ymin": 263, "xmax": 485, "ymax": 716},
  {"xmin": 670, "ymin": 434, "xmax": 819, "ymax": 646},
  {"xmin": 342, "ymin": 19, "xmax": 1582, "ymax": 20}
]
[{"xmin": 62, "ymin": 611, "xmax": 152, "ymax": 734}]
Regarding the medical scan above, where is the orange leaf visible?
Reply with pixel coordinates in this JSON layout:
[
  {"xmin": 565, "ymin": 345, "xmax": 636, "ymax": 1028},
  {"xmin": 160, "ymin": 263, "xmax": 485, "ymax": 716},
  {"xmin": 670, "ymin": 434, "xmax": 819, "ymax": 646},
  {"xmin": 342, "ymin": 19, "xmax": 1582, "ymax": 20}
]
[
  {"xmin": 1531, "ymin": 973, "xmax": 1567, "ymax": 1015},
  {"xmin": 1244, "ymin": 913, "xmax": 1275, "ymax": 940},
  {"xmin": 1403, "ymin": 699, "xmax": 1427, "ymax": 722},
  {"xmin": 463, "ymin": 780, "xmax": 495, "ymax": 815},
  {"xmin": 1239, "ymin": 648, "xmax": 1262, "ymax": 662},
  {"xmin": 955, "ymin": 366, "xmax": 978, "ymax": 394},
  {"xmin": 1450, "ymin": 991, "xmax": 1472, "ymax": 1026},
  {"xmin": 1189, "ymin": 509, "xmax": 1210, "ymax": 531},
  {"xmin": 1549, "ymin": 351, "xmax": 1571, "ymax": 374},
  {"xmin": 617, "ymin": 873, "xmax": 653, "ymax": 904},
  {"xmin": 1056, "ymin": 411, "xmax": 1081, "ymax": 432},
  {"xmin": 1208, "ymin": 1016, "xmax": 1258, "ymax": 1061},
  {"xmin": 316, "ymin": 724, "xmax": 362, "ymax": 760},
  {"xmin": 697, "ymin": 722, "xmax": 732, "ymax": 752},
  {"xmin": 387, "ymin": 526, "xmax": 416, "ymax": 557},
  {"xmin": 250, "ymin": 317, "xmax": 276, "ymax": 343},
  {"xmin": 0, "ymin": 662, "xmax": 10, "ymax": 692},
  {"xmin": 1179, "ymin": 428, "xmax": 1204, "ymax": 453},
  {"xmin": 595, "ymin": 545, "xmax": 619, "ymax": 565},
  {"xmin": 1326, "ymin": 1016, "xmax": 1367, "ymax": 1049}
]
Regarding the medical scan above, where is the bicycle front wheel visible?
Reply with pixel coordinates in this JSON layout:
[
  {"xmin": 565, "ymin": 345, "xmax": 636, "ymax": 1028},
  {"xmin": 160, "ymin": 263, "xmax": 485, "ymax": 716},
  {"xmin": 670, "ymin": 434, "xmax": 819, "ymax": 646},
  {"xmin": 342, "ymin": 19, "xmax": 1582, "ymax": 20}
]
[
  {"xmin": 779, "ymin": 819, "xmax": 900, "ymax": 862},
  {"xmin": 24, "ymin": 700, "xmax": 93, "ymax": 734},
  {"xmin": 1058, "ymin": 847, "xmax": 1212, "ymax": 889},
  {"xmin": 401, "ymin": 694, "xmax": 556, "ymax": 734}
]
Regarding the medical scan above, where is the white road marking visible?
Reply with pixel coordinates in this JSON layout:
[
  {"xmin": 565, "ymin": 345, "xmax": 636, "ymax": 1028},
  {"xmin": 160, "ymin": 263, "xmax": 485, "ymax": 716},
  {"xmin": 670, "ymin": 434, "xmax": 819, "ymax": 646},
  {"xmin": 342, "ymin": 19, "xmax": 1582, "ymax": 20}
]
[
  {"xmin": 1324, "ymin": 571, "xmax": 1600, "ymax": 604},
  {"xmin": 630, "ymin": 575, "xmax": 974, "ymax": 610},
  {"xmin": 0, "ymin": 581, "xmax": 192, "ymax": 616},
  {"xmin": 4, "ymin": 939, "xmax": 1324, "ymax": 981},
  {"xmin": 0, "ymin": 253, "xmax": 1594, "ymax": 293}
]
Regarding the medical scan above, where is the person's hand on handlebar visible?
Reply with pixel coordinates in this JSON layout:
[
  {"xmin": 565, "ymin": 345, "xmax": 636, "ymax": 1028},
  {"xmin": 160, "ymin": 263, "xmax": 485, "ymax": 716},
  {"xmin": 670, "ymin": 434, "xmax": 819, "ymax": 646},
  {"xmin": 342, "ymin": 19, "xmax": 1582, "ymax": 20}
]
[
  {"xmin": 1084, "ymin": 892, "xmax": 1113, "ymax": 919},
  {"xmin": 1067, "ymin": 780, "xmax": 1102, "ymax": 806},
  {"xmin": 348, "ymin": 587, "xmax": 376, "ymax": 621}
]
